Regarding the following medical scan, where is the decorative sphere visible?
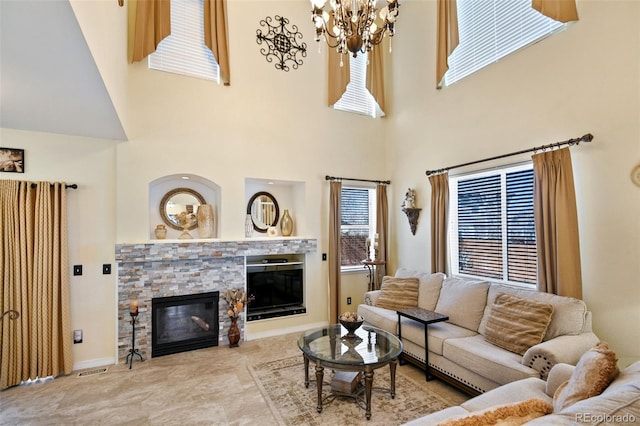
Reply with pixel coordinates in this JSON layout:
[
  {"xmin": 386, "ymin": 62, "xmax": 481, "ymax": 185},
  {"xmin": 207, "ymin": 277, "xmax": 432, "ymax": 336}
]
[{"xmin": 346, "ymin": 35, "xmax": 363, "ymax": 55}]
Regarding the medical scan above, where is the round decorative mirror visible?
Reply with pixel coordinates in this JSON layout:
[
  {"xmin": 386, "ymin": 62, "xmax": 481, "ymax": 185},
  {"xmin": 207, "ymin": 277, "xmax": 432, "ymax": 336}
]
[
  {"xmin": 247, "ymin": 191, "xmax": 279, "ymax": 233},
  {"xmin": 160, "ymin": 188, "xmax": 206, "ymax": 230}
]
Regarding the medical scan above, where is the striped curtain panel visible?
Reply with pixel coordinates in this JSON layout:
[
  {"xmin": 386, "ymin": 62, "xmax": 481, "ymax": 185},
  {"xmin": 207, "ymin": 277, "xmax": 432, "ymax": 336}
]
[{"xmin": 0, "ymin": 181, "xmax": 72, "ymax": 389}]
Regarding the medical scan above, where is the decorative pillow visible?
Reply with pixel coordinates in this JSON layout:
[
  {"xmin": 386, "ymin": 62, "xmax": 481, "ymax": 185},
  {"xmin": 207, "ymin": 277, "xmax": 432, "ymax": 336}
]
[
  {"xmin": 483, "ymin": 293, "xmax": 554, "ymax": 355},
  {"xmin": 434, "ymin": 277, "xmax": 489, "ymax": 331},
  {"xmin": 437, "ymin": 398, "xmax": 553, "ymax": 426},
  {"xmin": 374, "ymin": 276, "xmax": 419, "ymax": 311},
  {"xmin": 553, "ymin": 342, "xmax": 619, "ymax": 412}
]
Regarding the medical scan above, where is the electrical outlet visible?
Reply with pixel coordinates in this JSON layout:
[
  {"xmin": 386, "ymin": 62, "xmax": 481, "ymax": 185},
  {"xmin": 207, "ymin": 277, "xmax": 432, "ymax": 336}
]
[
  {"xmin": 322, "ymin": 253, "xmax": 327, "ymax": 261},
  {"xmin": 103, "ymin": 264, "xmax": 111, "ymax": 275},
  {"xmin": 73, "ymin": 265, "xmax": 82, "ymax": 276},
  {"xmin": 347, "ymin": 297, "xmax": 352, "ymax": 305},
  {"xmin": 73, "ymin": 329, "xmax": 83, "ymax": 344}
]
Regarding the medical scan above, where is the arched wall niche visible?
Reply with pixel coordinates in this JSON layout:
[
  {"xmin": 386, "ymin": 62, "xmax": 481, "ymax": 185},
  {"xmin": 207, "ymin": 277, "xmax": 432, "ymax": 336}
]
[{"xmin": 149, "ymin": 174, "xmax": 221, "ymax": 240}]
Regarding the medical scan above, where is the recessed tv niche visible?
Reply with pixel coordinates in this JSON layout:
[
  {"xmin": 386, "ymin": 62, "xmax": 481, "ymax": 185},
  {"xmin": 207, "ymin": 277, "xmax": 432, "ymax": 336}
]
[{"xmin": 246, "ymin": 257, "xmax": 305, "ymax": 321}]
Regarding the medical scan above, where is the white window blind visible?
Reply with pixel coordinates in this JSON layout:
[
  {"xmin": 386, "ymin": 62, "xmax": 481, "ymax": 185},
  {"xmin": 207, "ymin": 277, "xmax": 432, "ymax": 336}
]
[
  {"xmin": 445, "ymin": 0, "xmax": 565, "ymax": 86},
  {"xmin": 149, "ymin": 0, "xmax": 219, "ymax": 82},
  {"xmin": 334, "ymin": 53, "xmax": 384, "ymax": 118},
  {"xmin": 449, "ymin": 164, "xmax": 537, "ymax": 286},
  {"xmin": 341, "ymin": 187, "xmax": 376, "ymax": 269}
]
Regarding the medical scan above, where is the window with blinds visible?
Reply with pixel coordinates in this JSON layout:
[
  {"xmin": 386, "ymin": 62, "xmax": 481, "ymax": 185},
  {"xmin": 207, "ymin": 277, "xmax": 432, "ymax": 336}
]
[
  {"xmin": 449, "ymin": 164, "xmax": 536, "ymax": 286},
  {"xmin": 445, "ymin": 0, "xmax": 565, "ymax": 86},
  {"xmin": 334, "ymin": 53, "xmax": 384, "ymax": 118},
  {"xmin": 149, "ymin": 0, "xmax": 220, "ymax": 82},
  {"xmin": 341, "ymin": 187, "xmax": 376, "ymax": 269}
]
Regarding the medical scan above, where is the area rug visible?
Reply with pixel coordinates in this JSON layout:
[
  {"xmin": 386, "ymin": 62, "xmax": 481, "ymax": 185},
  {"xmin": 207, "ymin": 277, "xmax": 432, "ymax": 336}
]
[{"xmin": 248, "ymin": 355, "xmax": 452, "ymax": 425}]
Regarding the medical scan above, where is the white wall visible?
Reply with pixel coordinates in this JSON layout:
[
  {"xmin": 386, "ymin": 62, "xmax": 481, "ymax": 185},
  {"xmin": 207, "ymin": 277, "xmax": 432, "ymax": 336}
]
[
  {"xmin": 387, "ymin": 0, "xmax": 640, "ymax": 366},
  {"xmin": 0, "ymin": 128, "xmax": 118, "ymax": 369}
]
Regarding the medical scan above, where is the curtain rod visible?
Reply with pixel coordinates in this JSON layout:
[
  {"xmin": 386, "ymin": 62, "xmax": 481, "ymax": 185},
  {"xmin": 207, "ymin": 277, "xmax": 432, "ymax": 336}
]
[
  {"xmin": 29, "ymin": 183, "xmax": 78, "ymax": 189},
  {"xmin": 325, "ymin": 175, "xmax": 391, "ymax": 185},
  {"xmin": 425, "ymin": 133, "xmax": 593, "ymax": 177}
]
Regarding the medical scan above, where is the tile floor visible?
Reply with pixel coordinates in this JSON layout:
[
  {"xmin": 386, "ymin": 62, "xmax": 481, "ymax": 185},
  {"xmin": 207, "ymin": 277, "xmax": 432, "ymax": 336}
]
[{"xmin": 0, "ymin": 333, "xmax": 468, "ymax": 425}]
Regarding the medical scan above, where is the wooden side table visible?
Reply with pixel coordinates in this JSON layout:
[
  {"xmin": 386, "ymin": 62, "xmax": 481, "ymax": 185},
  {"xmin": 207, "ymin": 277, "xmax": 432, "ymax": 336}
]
[
  {"xmin": 361, "ymin": 259, "xmax": 386, "ymax": 291},
  {"xmin": 396, "ymin": 307, "xmax": 448, "ymax": 381}
]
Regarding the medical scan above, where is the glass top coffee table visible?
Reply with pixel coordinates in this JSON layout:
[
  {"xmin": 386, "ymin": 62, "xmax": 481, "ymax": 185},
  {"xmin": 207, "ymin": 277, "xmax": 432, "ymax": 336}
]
[{"xmin": 297, "ymin": 324, "xmax": 402, "ymax": 420}]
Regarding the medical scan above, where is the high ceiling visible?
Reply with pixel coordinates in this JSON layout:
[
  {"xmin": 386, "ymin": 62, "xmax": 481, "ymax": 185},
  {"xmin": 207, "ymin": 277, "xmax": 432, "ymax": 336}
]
[{"xmin": 0, "ymin": 0, "xmax": 127, "ymax": 141}]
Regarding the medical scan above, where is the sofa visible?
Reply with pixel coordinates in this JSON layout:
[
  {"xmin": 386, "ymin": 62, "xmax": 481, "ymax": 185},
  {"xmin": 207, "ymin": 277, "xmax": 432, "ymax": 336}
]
[
  {"xmin": 404, "ymin": 344, "xmax": 640, "ymax": 425},
  {"xmin": 357, "ymin": 268, "xmax": 600, "ymax": 395}
]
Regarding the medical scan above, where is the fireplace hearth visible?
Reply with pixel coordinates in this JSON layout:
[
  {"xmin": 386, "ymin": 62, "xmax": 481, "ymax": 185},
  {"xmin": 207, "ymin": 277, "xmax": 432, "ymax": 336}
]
[{"xmin": 151, "ymin": 291, "xmax": 219, "ymax": 357}]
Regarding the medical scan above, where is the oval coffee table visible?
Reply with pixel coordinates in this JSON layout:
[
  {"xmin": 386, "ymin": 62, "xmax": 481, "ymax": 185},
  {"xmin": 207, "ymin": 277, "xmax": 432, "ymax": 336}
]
[{"xmin": 297, "ymin": 324, "xmax": 403, "ymax": 420}]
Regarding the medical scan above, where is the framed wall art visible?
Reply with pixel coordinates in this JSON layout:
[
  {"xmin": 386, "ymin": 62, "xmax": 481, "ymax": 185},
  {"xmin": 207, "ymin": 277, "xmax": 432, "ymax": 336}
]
[{"xmin": 0, "ymin": 147, "xmax": 24, "ymax": 173}]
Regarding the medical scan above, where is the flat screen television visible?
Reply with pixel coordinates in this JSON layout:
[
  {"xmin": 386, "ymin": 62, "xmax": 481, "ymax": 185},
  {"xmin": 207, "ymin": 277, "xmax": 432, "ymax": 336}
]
[{"xmin": 246, "ymin": 263, "xmax": 305, "ymax": 321}]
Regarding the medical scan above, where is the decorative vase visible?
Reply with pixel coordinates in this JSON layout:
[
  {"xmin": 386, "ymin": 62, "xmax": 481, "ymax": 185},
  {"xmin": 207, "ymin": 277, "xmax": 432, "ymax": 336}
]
[
  {"xmin": 228, "ymin": 317, "xmax": 241, "ymax": 347},
  {"xmin": 280, "ymin": 209, "xmax": 293, "ymax": 236},
  {"xmin": 197, "ymin": 204, "xmax": 214, "ymax": 238},
  {"xmin": 154, "ymin": 224, "xmax": 167, "ymax": 239},
  {"xmin": 245, "ymin": 214, "xmax": 253, "ymax": 238}
]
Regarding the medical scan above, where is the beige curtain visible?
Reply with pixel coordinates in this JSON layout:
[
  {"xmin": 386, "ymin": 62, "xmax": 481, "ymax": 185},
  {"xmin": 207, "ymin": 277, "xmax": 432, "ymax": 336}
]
[
  {"xmin": 128, "ymin": 0, "xmax": 171, "ymax": 63},
  {"xmin": 436, "ymin": 0, "xmax": 459, "ymax": 88},
  {"xmin": 1, "ymin": 181, "xmax": 72, "ymax": 390},
  {"xmin": 532, "ymin": 148, "xmax": 582, "ymax": 299},
  {"xmin": 366, "ymin": 43, "xmax": 386, "ymax": 113},
  {"xmin": 328, "ymin": 181, "xmax": 342, "ymax": 321},
  {"xmin": 532, "ymin": 0, "xmax": 579, "ymax": 23},
  {"xmin": 328, "ymin": 48, "xmax": 350, "ymax": 106},
  {"xmin": 375, "ymin": 184, "xmax": 389, "ymax": 288},
  {"xmin": 204, "ymin": 0, "xmax": 231, "ymax": 86},
  {"xmin": 429, "ymin": 173, "xmax": 449, "ymax": 274}
]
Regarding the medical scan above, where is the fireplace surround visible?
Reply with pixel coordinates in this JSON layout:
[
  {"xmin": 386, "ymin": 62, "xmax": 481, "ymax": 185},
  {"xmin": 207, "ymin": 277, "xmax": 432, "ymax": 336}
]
[{"xmin": 116, "ymin": 238, "xmax": 316, "ymax": 361}]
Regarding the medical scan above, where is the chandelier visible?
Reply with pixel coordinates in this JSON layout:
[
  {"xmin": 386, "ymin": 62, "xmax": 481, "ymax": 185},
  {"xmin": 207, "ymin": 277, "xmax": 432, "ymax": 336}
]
[{"xmin": 311, "ymin": 0, "xmax": 399, "ymax": 58}]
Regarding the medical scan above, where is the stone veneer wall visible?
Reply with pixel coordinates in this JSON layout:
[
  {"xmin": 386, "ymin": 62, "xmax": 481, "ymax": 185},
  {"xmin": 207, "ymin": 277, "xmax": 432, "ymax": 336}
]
[{"xmin": 115, "ymin": 239, "xmax": 317, "ymax": 361}]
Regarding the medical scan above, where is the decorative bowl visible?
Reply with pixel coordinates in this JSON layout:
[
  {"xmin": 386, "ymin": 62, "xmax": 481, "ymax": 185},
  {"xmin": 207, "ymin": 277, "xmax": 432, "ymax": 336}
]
[{"xmin": 339, "ymin": 313, "xmax": 364, "ymax": 338}]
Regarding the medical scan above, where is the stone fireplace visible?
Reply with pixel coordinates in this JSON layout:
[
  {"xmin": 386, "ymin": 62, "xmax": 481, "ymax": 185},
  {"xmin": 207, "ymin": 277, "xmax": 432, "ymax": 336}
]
[{"xmin": 115, "ymin": 238, "xmax": 316, "ymax": 361}]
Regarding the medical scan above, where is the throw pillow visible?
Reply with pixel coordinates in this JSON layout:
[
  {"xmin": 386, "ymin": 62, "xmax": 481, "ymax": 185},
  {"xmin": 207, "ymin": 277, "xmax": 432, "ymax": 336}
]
[
  {"xmin": 434, "ymin": 277, "xmax": 489, "ymax": 331},
  {"xmin": 374, "ymin": 276, "xmax": 419, "ymax": 311},
  {"xmin": 437, "ymin": 398, "xmax": 553, "ymax": 426},
  {"xmin": 553, "ymin": 341, "xmax": 619, "ymax": 412},
  {"xmin": 483, "ymin": 293, "xmax": 554, "ymax": 355}
]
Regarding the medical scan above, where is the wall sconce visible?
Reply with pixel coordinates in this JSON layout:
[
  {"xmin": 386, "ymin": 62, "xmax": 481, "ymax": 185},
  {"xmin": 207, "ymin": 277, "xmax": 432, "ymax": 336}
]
[{"xmin": 401, "ymin": 188, "xmax": 420, "ymax": 235}]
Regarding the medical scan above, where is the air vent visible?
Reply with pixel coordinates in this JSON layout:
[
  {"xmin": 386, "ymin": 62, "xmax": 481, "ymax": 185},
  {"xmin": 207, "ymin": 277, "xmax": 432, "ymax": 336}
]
[{"xmin": 77, "ymin": 368, "xmax": 108, "ymax": 378}]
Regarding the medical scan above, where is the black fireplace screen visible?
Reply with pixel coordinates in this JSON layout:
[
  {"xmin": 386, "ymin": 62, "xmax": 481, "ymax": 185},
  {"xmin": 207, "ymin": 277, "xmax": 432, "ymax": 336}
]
[{"xmin": 152, "ymin": 291, "xmax": 219, "ymax": 357}]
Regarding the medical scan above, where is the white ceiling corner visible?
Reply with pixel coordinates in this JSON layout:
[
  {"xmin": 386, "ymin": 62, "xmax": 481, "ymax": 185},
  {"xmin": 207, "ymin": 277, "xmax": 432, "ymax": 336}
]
[{"xmin": 0, "ymin": 0, "xmax": 127, "ymax": 141}]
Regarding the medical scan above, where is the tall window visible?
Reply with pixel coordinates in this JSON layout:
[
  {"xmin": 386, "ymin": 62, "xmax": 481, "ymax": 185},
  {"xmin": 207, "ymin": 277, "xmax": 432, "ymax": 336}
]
[
  {"xmin": 341, "ymin": 187, "xmax": 377, "ymax": 270},
  {"xmin": 334, "ymin": 53, "xmax": 384, "ymax": 118},
  {"xmin": 445, "ymin": 0, "xmax": 565, "ymax": 86},
  {"xmin": 449, "ymin": 164, "xmax": 536, "ymax": 286},
  {"xmin": 149, "ymin": 0, "xmax": 220, "ymax": 82}
]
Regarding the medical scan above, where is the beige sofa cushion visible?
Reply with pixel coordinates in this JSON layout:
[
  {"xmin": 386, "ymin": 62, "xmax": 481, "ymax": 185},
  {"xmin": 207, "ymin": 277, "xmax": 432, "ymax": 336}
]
[
  {"xmin": 394, "ymin": 269, "xmax": 445, "ymax": 311},
  {"xmin": 484, "ymin": 293, "xmax": 554, "ymax": 355},
  {"xmin": 553, "ymin": 342, "xmax": 619, "ymax": 411},
  {"xmin": 374, "ymin": 276, "xmax": 419, "ymax": 311},
  {"xmin": 435, "ymin": 277, "xmax": 489, "ymax": 331},
  {"xmin": 478, "ymin": 283, "xmax": 587, "ymax": 340}
]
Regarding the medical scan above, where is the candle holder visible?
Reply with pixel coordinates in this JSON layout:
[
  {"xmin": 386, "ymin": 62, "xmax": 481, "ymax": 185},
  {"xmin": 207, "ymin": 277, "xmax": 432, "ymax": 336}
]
[{"xmin": 126, "ymin": 312, "xmax": 144, "ymax": 369}]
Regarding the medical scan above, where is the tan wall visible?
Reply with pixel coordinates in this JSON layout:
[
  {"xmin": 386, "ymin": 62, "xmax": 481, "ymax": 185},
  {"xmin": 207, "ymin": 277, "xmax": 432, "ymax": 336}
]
[
  {"xmin": 0, "ymin": 128, "xmax": 118, "ymax": 368},
  {"xmin": 4, "ymin": 0, "xmax": 638, "ymax": 369},
  {"xmin": 387, "ymin": 0, "xmax": 640, "ymax": 366}
]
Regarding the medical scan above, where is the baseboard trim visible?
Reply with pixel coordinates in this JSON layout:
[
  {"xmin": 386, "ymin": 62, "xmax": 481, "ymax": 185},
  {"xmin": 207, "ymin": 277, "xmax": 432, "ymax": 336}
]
[{"xmin": 73, "ymin": 357, "xmax": 115, "ymax": 372}]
